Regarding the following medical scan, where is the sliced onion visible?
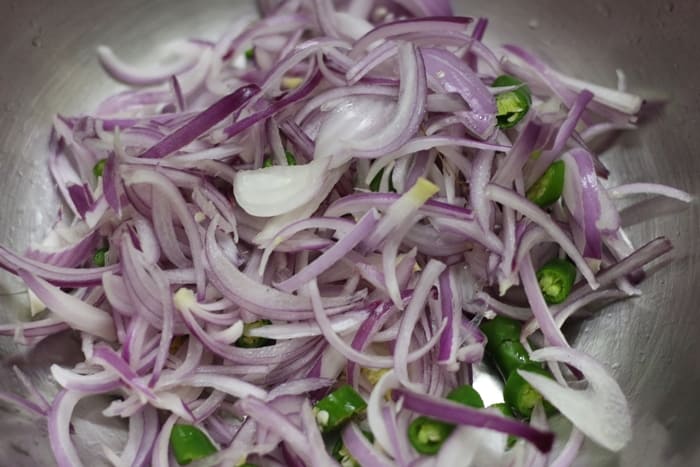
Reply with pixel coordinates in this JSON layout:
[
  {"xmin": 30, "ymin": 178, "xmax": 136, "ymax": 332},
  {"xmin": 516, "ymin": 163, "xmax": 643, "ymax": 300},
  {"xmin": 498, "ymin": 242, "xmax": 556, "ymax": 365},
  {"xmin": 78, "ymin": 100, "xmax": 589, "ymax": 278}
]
[
  {"xmin": 20, "ymin": 271, "xmax": 116, "ymax": 341},
  {"xmin": 276, "ymin": 209, "xmax": 379, "ymax": 291},
  {"xmin": 351, "ymin": 16, "xmax": 471, "ymax": 57},
  {"xmin": 48, "ymin": 390, "xmax": 86, "ymax": 467},
  {"xmin": 234, "ymin": 158, "xmax": 331, "ymax": 217},
  {"xmin": 139, "ymin": 84, "xmax": 259, "ymax": 159},
  {"xmin": 342, "ymin": 422, "xmax": 394, "ymax": 467},
  {"xmin": 393, "ymin": 259, "xmax": 445, "ymax": 389},
  {"xmin": 237, "ymin": 396, "xmax": 338, "ymax": 466},
  {"xmin": 421, "ymin": 47, "xmax": 496, "ymax": 139},
  {"xmin": 367, "ymin": 370, "xmax": 401, "ymax": 457}
]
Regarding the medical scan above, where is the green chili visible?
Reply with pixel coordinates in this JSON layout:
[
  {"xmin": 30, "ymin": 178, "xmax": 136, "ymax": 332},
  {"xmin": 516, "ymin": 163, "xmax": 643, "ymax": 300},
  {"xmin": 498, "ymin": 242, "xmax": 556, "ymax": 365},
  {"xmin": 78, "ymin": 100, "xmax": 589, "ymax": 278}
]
[
  {"xmin": 407, "ymin": 385, "xmax": 484, "ymax": 455},
  {"xmin": 285, "ymin": 151, "xmax": 297, "ymax": 166},
  {"xmin": 92, "ymin": 247, "xmax": 108, "ymax": 267},
  {"xmin": 536, "ymin": 258, "xmax": 577, "ymax": 304},
  {"xmin": 263, "ymin": 152, "xmax": 296, "ymax": 168},
  {"xmin": 526, "ymin": 160, "xmax": 565, "ymax": 207},
  {"xmin": 480, "ymin": 316, "xmax": 533, "ymax": 379},
  {"xmin": 170, "ymin": 424, "xmax": 217, "ymax": 465},
  {"xmin": 490, "ymin": 402, "xmax": 514, "ymax": 418},
  {"xmin": 492, "ymin": 340, "xmax": 531, "ymax": 379},
  {"xmin": 245, "ymin": 48, "xmax": 255, "ymax": 59},
  {"xmin": 234, "ymin": 320, "xmax": 275, "ymax": 348},
  {"xmin": 313, "ymin": 385, "xmax": 367, "ymax": 433},
  {"xmin": 493, "ymin": 75, "xmax": 531, "ymax": 129},
  {"xmin": 481, "ymin": 316, "xmax": 557, "ymax": 420},
  {"xmin": 93, "ymin": 159, "xmax": 107, "ymax": 178},
  {"xmin": 445, "ymin": 384, "xmax": 484, "ymax": 407},
  {"xmin": 369, "ymin": 168, "xmax": 395, "ymax": 192},
  {"xmin": 407, "ymin": 416, "xmax": 455, "ymax": 455},
  {"xmin": 480, "ymin": 315, "xmax": 521, "ymax": 354},
  {"xmin": 503, "ymin": 363, "xmax": 556, "ymax": 418}
]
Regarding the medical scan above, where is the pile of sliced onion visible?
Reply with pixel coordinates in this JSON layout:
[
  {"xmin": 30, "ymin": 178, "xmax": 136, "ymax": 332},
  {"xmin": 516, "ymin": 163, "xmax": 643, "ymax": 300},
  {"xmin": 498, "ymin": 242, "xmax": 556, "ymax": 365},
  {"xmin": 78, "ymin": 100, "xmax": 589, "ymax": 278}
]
[{"xmin": 0, "ymin": 0, "xmax": 691, "ymax": 466}]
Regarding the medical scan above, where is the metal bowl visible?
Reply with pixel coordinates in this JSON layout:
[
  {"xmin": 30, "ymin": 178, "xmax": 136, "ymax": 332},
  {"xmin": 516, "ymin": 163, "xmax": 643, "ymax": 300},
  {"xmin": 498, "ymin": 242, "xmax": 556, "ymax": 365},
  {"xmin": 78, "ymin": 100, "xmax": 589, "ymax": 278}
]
[{"xmin": 0, "ymin": 0, "xmax": 697, "ymax": 465}]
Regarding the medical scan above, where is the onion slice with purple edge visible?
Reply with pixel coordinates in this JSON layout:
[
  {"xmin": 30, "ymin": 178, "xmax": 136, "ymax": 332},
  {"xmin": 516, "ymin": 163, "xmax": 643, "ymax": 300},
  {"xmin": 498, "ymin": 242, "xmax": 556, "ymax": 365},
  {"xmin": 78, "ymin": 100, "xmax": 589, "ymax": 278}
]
[
  {"xmin": 421, "ymin": 46, "xmax": 497, "ymax": 139},
  {"xmin": 518, "ymin": 347, "xmax": 632, "ymax": 451},
  {"xmin": 561, "ymin": 148, "xmax": 619, "ymax": 265},
  {"xmin": 0, "ymin": 245, "xmax": 117, "ymax": 287},
  {"xmin": 393, "ymin": 259, "xmax": 445, "ymax": 389},
  {"xmin": 19, "ymin": 270, "xmax": 116, "ymax": 341},
  {"xmin": 237, "ymin": 396, "xmax": 339, "ymax": 466},
  {"xmin": 49, "ymin": 390, "xmax": 88, "ymax": 467},
  {"xmin": 341, "ymin": 422, "xmax": 394, "ymax": 467},
  {"xmin": 139, "ymin": 84, "xmax": 259, "ymax": 159},
  {"xmin": 313, "ymin": 42, "xmax": 426, "ymax": 165},
  {"xmin": 275, "ymin": 208, "xmax": 380, "ymax": 292},
  {"xmin": 205, "ymin": 217, "xmax": 365, "ymax": 318}
]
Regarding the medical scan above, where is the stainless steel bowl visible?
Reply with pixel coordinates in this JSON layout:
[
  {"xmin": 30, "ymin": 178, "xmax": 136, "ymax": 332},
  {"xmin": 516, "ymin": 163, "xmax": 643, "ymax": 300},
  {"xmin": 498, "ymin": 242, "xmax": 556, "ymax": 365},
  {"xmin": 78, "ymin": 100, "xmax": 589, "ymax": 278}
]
[{"xmin": 0, "ymin": 0, "xmax": 698, "ymax": 465}]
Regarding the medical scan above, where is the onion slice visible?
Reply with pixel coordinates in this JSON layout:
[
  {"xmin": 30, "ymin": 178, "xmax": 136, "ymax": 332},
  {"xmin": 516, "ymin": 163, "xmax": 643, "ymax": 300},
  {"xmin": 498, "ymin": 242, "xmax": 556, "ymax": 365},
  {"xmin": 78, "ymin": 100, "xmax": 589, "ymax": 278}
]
[
  {"xmin": 19, "ymin": 271, "xmax": 116, "ymax": 341},
  {"xmin": 234, "ymin": 158, "xmax": 331, "ymax": 217},
  {"xmin": 519, "ymin": 346, "xmax": 632, "ymax": 452}
]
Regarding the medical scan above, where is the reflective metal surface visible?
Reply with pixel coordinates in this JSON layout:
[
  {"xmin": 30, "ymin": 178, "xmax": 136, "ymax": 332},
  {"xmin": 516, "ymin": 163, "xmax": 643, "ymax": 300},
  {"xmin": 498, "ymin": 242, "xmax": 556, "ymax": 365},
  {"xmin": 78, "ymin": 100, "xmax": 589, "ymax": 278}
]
[{"xmin": 0, "ymin": 0, "xmax": 697, "ymax": 465}]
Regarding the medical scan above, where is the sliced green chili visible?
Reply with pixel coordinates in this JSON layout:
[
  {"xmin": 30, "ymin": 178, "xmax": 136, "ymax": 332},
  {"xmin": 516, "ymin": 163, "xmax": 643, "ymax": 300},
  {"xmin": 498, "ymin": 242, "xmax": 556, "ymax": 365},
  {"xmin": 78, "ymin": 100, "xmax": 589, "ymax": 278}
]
[
  {"xmin": 503, "ymin": 363, "xmax": 556, "ymax": 418},
  {"xmin": 313, "ymin": 385, "xmax": 367, "ymax": 433},
  {"xmin": 492, "ymin": 340, "xmax": 531, "ymax": 379},
  {"xmin": 490, "ymin": 402, "xmax": 515, "ymax": 418},
  {"xmin": 234, "ymin": 320, "xmax": 275, "ymax": 348},
  {"xmin": 481, "ymin": 316, "xmax": 532, "ymax": 378},
  {"xmin": 480, "ymin": 315, "xmax": 522, "ymax": 353},
  {"xmin": 536, "ymin": 258, "xmax": 577, "ymax": 304},
  {"xmin": 170, "ymin": 424, "xmax": 217, "ymax": 465},
  {"xmin": 245, "ymin": 48, "xmax": 255, "ymax": 59},
  {"xmin": 408, "ymin": 416, "xmax": 455, "ymax": 455},
  {"xmin": 526, "ymin": 160, "xmax": 565, "ymax": 207},
  {"xmin": 92, "ymin": 247, "xmax": 108, "ymax": 267},
  {"xmin": 445, "ymin": 384, "xmax": 484, "ymax": 408},
  {"xmin": 285, "ymin": 151, "xmax": 297, "ymax": 166},
  {"xmin": 93, "ymin": 159, "xmax": 107, "ymax": 178},
  {"xmin": 369, "ymin": 168, "xmax": 395, "ymax": 192},
  {"xmin": 263, "ymin": 152, "xmax": 296, "ymax": 168},
  {"xmin": 493, "ymin": 75, "xmax": 531, "ymax": 129},
  {"xmin": 407, "ymin": 385, "xmax": 484, "ymax": 455},
  {"xmin": 481, "ymin": 316, "xmax": 557, "ymax": 420}
]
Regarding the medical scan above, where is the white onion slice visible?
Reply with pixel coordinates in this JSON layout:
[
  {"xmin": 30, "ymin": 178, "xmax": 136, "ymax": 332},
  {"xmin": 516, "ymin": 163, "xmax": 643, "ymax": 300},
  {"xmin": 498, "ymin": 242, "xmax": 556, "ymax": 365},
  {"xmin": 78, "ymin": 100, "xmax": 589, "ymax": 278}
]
[
  {"xmin": 519, "ymin": 347, "xmax": 632, "ymax": 452},
  {"xmin": 233, "ymin": 158, "xmax": 331, "ymax": 217}
]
